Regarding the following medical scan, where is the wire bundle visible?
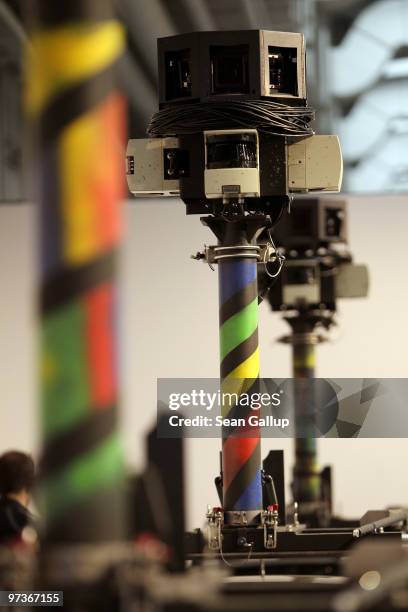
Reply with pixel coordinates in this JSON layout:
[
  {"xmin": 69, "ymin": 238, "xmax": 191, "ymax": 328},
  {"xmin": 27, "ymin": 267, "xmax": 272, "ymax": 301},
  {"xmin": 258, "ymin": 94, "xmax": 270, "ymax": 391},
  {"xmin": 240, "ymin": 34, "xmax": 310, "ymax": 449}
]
[{"xmin": 147, "ymin": 99, "xmax": 315, "ymax": 138}]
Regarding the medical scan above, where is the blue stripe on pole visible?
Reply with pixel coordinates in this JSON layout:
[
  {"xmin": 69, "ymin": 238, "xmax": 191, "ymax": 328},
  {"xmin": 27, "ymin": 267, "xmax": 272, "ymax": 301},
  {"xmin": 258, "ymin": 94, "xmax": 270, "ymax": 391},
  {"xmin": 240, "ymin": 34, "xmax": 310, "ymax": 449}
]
[
  {"xmin": 218, "ymin": 260, "xmax": 257, "ymax": 304},
  {"xmin": 233, "ymin": 470, "xmax": 262, "ymax": 511},
  {"xmin": 39, "ymin": 144, "xmax": 63, "ymax": 278}
]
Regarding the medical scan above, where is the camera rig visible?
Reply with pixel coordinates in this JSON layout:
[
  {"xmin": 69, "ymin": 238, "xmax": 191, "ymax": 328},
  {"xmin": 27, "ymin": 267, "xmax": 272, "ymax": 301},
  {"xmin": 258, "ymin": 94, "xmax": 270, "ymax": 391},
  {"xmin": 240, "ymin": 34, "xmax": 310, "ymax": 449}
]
[
  {"xmin": 258, "ymin": 196, "xmax": 369, "ymax": 527},
  {"xmin": 127, "ymin": 130, "xmax": 342, "ymax": 215},
  {"xmin": 263, "ymin": 197, "xmax": 369, "ymax": 315},
  {"xmin": 127, "ymin": 29, "xmax": 345, "ymax": 550},
  {"xmin": 127, "ymin": 30, "xmax": 342, "ymax": 216}
]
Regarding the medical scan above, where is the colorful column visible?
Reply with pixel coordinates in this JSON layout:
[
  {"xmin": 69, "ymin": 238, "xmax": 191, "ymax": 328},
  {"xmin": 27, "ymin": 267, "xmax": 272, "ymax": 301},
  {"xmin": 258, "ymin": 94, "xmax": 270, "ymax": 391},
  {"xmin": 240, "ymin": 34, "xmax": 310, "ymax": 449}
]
[
  {"xmin": 218, "ymin": 256, "xmax": 262, "ymax": 524},
  {"xmin": 26, "ymin": 1, "xmax": 126, "ymax": 543},
  {"xmin": 203, "ymin": 216, "xmax": 267, "ymax": 525},
  {"xmin": 292, "ymin": 335, "xmax": 320, "ymax": 504}
]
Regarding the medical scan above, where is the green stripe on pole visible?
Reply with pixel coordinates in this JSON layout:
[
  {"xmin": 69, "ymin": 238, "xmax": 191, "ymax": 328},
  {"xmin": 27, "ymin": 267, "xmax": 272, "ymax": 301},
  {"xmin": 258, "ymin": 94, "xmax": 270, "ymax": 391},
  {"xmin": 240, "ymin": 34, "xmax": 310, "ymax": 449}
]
[
  {"xmin": 41, "ymin": 431, "xmax": 123, "ymax": 522},
  {"xmin": 293, "ymin": 339, "xmax": 320, "ymax": 503},
  {"xmin": 42, "ymin": 300, "xmax": 90, "ymax": 439},
  {"xmin": 219, "ymin": 297, "xmax": 258, "ymax": 361}
]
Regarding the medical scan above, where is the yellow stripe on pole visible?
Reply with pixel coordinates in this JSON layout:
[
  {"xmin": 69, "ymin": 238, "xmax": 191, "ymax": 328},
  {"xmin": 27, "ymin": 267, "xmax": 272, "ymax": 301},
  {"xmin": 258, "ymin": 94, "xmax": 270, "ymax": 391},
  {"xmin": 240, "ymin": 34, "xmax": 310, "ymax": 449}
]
[
  {"xmin": 294, "ymin": 351, "xmax": 316, "ymax": 370},
  {"xmin": 221, "ymin": 348, "xmax": 260, "ymax": 417},
  {"xmin": 60, "ymin": 92, "xmax": 126, "ymax": 267},
  {"xmin": 60, "ymin": 107, "xmax": 101, "ymax": 264},
  {"xmin": 226, "ymin": 347, "xmax": 260, "ymax": 380},
  {"xmin": 26, "ymin": 21, "xmax": 124, "ymax": 116}
]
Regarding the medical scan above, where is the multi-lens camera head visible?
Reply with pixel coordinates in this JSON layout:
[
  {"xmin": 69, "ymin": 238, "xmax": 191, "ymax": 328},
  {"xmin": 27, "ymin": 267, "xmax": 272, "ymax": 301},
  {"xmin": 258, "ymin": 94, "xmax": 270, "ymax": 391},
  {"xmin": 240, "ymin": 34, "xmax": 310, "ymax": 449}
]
[
  {"xmin": 157, "ymin": 30, "xmax": 306, "ymax": 104},
  {"xmin": 261, "ymin": 198, "xmax": 369, "ymax": 314},
  {"xmin": 126, "ymin": 30, "xmax": 343, "ymax": 215}
]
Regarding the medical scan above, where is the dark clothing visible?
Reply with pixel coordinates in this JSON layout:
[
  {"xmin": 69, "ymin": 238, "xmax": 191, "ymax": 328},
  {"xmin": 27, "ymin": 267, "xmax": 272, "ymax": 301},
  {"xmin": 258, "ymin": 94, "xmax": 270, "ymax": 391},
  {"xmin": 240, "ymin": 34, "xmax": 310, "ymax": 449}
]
[{"xmin": 0, "ymin": 497, "xmax": 31, "ymax": 544}]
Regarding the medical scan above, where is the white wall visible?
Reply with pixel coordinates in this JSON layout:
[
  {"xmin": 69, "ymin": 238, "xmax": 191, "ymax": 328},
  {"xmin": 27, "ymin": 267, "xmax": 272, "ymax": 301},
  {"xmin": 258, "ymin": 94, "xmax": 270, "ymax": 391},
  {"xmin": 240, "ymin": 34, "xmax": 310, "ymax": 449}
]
[
  {"xmin": 0, "ymin": 206, "xmax": 37, "ymax": 453},
  {"xmin": 1, "ymin": 195, "xmax": 408, "ymax": 529}
]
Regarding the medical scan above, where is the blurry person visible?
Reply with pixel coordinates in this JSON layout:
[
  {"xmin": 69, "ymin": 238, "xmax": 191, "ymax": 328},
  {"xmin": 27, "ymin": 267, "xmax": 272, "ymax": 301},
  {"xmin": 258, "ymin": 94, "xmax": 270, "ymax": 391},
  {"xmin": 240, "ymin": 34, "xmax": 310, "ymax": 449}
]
[{"xmin": 0, "ymin": 451, "xmax": 36, "ymax": 545}]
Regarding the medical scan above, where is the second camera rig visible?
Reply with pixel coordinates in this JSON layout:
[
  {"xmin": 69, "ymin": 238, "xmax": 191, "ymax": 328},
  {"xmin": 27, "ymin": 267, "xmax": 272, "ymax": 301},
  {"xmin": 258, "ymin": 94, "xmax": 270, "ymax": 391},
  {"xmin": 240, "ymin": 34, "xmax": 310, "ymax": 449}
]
[{"xmin": 262, "ymin": 197, "xmax": 369, "ymax": 319}]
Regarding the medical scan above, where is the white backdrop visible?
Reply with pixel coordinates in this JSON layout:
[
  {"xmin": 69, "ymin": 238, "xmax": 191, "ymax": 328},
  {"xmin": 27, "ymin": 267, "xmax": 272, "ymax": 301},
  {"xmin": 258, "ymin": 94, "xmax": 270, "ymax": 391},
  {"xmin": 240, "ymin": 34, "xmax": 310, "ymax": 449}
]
[{"xmin": 1, "ymin": 195, "xmax": 407, "ymax": 528}]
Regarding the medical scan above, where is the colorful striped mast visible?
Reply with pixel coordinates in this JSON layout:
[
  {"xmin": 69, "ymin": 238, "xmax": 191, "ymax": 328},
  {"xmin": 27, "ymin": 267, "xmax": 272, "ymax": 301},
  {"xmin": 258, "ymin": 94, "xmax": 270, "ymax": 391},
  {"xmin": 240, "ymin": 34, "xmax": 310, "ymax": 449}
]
[
  {"xmin": 26, "ymin": 0, "xmax": 126, "ymax": 550},
  {"xmin": 203, "ymin": 216, "xmax": 269, "ymax": 525},
  {"xmin": 283, "ymin": 317, "xmax": 322, "ymax": 509},
  {"xmin": 292, "ymin": 333, "xmax": 320, "ymax": 504}
]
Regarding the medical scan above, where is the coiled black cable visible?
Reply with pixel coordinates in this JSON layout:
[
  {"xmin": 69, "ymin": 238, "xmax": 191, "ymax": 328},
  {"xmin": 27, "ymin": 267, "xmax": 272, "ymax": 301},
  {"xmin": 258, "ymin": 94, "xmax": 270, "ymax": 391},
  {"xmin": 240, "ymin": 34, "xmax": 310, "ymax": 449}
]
[{"xmin": 147, "ymin": 99, "xmax": 315, "ymax": 138}]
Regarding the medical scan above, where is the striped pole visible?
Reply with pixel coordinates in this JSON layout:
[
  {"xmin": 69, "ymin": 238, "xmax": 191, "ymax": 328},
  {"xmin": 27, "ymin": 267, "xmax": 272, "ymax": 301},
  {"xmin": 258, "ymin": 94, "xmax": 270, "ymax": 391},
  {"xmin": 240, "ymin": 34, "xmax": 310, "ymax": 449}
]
[
  {"xmin": 26, "ymin": 1, "xmax": 126, "ymax": 544},
  {"xmin": 204, "ymin": 217, "xmax": 267, "ymax": 525},
  {"xmin": 292, "ymin": 333, "xmax": 321, "ymax": 504},
  {"xmin": 219, "ymin": 259, "xmax": 262, "ymax": 523}
]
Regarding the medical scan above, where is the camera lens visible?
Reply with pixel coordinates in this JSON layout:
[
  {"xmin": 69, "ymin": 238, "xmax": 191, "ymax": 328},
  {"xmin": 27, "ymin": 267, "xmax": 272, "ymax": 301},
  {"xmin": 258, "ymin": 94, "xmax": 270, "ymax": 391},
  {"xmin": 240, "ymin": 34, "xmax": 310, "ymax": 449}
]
[{"xmin": 206, "ymin": 133, "xmax": 257, "ymax": 169}]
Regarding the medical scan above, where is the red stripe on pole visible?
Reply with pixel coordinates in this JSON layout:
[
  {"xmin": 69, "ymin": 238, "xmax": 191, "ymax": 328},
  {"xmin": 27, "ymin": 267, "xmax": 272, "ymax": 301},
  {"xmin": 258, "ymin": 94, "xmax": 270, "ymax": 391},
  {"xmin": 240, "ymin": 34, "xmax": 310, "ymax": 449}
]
[
  {"xmin": 222, "ymin": 436, "xmax": 259, "ymax": 490},
  {"xmin": 90, "ymin": 92, "xmax": 126, "ymax": 252},
  {"xmin": 85, "ymin": 283, "xmax": 116, "ymax": 409}
]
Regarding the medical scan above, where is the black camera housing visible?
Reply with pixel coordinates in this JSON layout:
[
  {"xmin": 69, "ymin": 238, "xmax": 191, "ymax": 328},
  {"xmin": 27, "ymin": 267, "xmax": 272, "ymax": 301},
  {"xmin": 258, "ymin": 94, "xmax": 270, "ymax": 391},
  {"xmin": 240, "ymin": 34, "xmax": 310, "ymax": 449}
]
[
  {"xmin": 177, "ymin": 131, "xmax": 288, "ymax": 215},
  {"xmin": 271, "ymin": 197, "xmax": 348, "ymax": 250},
  {"xmin": 265, "ymin": 257, "xmax": 338, "ymax": 312},
  {"xmin": 158, "ymin": 30, "xmax": 306, "ymax": 107}
]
